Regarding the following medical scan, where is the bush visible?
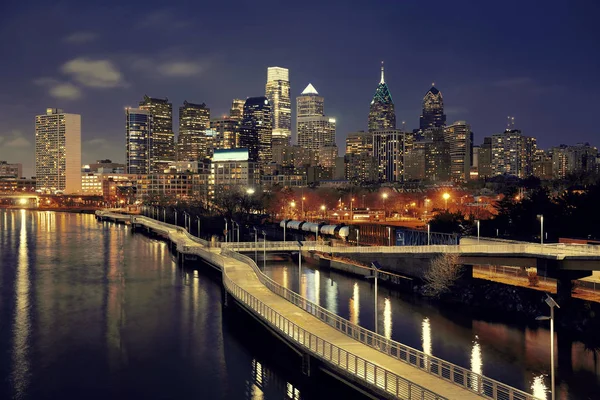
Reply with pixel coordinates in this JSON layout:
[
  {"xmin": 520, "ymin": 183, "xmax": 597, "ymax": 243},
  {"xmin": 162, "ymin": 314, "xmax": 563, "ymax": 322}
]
[
  {"xmin": 527, "ymin": 270, "xmax": 539, "ymax": 287},
  {"xmin": 423, "ymin": 253, "xmax": 462, "ymax": 297}
]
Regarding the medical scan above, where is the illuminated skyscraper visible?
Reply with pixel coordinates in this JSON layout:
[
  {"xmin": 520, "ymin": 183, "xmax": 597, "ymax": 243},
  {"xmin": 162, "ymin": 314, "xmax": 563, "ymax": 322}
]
[
  {"xmin": 126, "ymin": 108, "xmax": 152, "ymax": 174},
  {"xmin": 344, "ymin": 131, "xmax": 377, "ymax": 183},
  {"xmin": 35, "ymin": 108, "xmax": 81, "ymax": 193},
  {"xmin": 240, "ymin": 97, "xmax": 272, "ymax": 166},
  {"xmin": 368, "ymin": 62, "xmax": 396, "ymax": 132},
  {"xmin": 177, "ymin": 100, "xmax": 210, "ymax": 161},
  {"xmin": 139, "ymin": 95, "xmax": 174, "ymax": 170},
  {"xmin": 229, "ymin": 99, "xmax": 245, "ymax": 121},
  {"xmin": 444, "ymin": 121, "xmax": 472, "ymax": 181},
  {"xmin": 419, "ymin": 84, "xmax": 446, "ymax": 130},
  {"xmin": 490, "ymin": 129, "xmax": 537, "ymax": 178},
  {"xmin": 297, "ymin": 83, "xmax": 336, "ymax": 151},
  {"xmin": 210, "ymin": 117, "xmax": 238, "ymax": 150},
  {"xmin": 265, "ymin": 67, "xmax": 291, "ymax": 146}
]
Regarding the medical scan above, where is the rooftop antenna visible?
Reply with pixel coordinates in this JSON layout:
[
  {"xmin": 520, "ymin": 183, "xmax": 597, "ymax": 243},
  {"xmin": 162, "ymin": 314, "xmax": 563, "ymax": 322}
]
[{"xmin": 380, "ymin": 61, "xmax": 385, "ymax": 84}]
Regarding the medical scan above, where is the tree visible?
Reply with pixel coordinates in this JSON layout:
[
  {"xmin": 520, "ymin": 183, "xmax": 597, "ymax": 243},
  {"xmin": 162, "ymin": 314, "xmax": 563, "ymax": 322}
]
[
  {"xmin": 423, "ymin": 253, "xmax": 462, "ymax": 298},
  {"xmin": 429, "ymin": 211, "xmax": 467, "ymax": 234}
]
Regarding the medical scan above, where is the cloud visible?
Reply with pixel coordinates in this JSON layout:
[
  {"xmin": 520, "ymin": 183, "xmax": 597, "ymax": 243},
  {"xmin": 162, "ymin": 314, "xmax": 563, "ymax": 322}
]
[
  {"xmin": 157, "ymin": 61, "xmax": 206, "ymax": 77},
  {"xmin": 64, "ymin": 32, "xmax": 98, "ymax": 44},
  {"xmin": 0, "ymin": 130, "xmax": 32, "ymax": 148},
  {"xmin": 33, "ymin": 78, "xmax": 82, "ymax": 100},
  {"xmin": 492, "ymin": 77, "xmax": 534, "ymax": 88},
  {"xmin": 61, "ymin": 58, "xmax": 125, "ymax": 88}
]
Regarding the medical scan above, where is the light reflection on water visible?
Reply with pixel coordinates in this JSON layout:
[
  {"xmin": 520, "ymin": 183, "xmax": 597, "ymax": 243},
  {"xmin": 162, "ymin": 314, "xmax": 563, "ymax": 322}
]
[
  {"xmin": 531, "ymin": 375, "xmax": 547, "ymax": 400},
  {"xmin": 350, "ymin": 282, "xmax": 359, "ymax": 325},
  {"xmin": 383, "ymin": 298, "xmax": 392, "ymax": 340},
  {"xmin": 470, "ymin": 336, "xmax": 483, "ymax": 391},
  {"xmin": 422, "ymin": 317, "xmax": 432, "ymax": 356}
]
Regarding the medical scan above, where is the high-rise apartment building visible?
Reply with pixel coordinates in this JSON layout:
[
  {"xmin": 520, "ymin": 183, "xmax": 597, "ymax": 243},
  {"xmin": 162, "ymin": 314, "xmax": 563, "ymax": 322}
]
[
  {"xmin": 229, "ymin": 99, "xmax": 245, "ymax": 121},
  {"xmin": 490, "ymin": 129, "xmax": 536, "ymax": 178},
  {"xmin": 419, "ymin": 84, "xmax": 446, "ymax": 130},
  {"xmin": 239, "ymin": 97, "xmax": 272, "ymax": 167},
  {"xmin": 265, "ymin": 67, "xmax": 291, "ymax": 146},
  {"xmin": 478, "ymin": 137, "xmax": 493, "ymax": 178},
  {"xmin": 35, "ymin": 108, "xmax": 81, "ymax": 193},
  {"xmin": 297, "ymin": 84, "xmax": 336, "ymax": 150},
  {"xmin": 177, "ymin": 101, "xmax": 210, "ymax": 161},
  {"xmin": 126, "ymin": 108, "xmax": 153, "ymax": 174},
  {"xmin": 344, "ymin": 131, "xmax": 376, "ymax": 183},
  {"xmin": 0, "ymin": 161, "xmax": 22, "ymax": 178},
  {"xmin": 551, "ymin": 143, "xmax": 598, "ymax": 179},
  {"xmin": 139, "ymin": 95, "xmax": 174, "ymax": 170},
  {"xmin": 372, "ymin": 129, "xmax": 407, "ymax": 182},
  {"xmin": 210, "ymin": 117, "xmax": 239, "ymax": 150},
  {"xmin": 368, "ymin": 62, "xmax": 396, "ymax": 132},
  {"xmin": 444, "ymin": 121, "xmax": 471, "ymax": 182}
]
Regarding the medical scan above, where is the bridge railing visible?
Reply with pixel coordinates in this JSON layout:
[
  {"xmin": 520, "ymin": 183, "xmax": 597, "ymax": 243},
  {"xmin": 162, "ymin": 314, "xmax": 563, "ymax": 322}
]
[
  {"xmin": 221, "ymin": 241, "xmax": 320, "ymax": 251},
  {"xmin": 220, "ymin": 255, "xmax": 447, "ymax": 400},
  {"xmin": 221, "ymin": 249, "xmax": 538, "ymax": 400}
]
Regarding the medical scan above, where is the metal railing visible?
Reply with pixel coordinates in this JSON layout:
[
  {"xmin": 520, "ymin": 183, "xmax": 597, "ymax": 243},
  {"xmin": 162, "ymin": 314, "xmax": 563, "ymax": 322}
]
[
  {"xmin": 222, "ymin": 249, "xmax": 539, "ymax": 400},
  {"xmin": 221, "ymin": 263, "xmax": 447, "ymax": 400}
]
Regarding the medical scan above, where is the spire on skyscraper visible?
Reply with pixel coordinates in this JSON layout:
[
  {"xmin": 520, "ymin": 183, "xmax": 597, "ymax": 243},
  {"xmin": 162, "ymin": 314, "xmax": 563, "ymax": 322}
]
[
  {"xmin": 380, "ymin": 61, "xmax": 385, "ymax": 84},
  {"xmin": 368, "ymin": 61, "xmax": 396, "ymax": 131}
]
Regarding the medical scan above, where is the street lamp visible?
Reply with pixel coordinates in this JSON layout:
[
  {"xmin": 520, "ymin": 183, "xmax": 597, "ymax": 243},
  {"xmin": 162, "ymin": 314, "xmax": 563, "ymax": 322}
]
[
  {"xmin": 302, "ymin": 196, "xmax": 305, "ymax": 218},
  {"xmin": 246, "ymin": 188, "xmax": 255, "ymax": 195},
  {"xmin": 537, "ymin": 214, "xmax": 544, "ymax": 244},
  {"xmin": 382, "ymin": 193, "xmax": 388, "ymax": 221},
  {"xmin": 366, "ymin": 261, "xmax": 382, "ymax": 337},
  {"xmin": 350, "ymin": 197, "xmax": 355, "ymax": 221},
  {"xmin": 356, "ymin": 228, "xmax": 360, "ymax": 247},
  {"xmin": 224, "ymin": 218, "xmax": 228, "ymax": 243},
  {"xmin": 196, "ymin": 216, "xmax": 201, "ymax": 238},
  {"xmin": 253, "ymin": 227, "xmax": 258, "ymax": 262},
  {"xmin": 387, "ymin": 226, "xmax": 391, "ymax": 246},
  {"xmin": 476, "ymin": 220, "xmax": 480, "ymax": 243},
  {"xmin": 297, "ymin": 240, "xmax": 303, "ymax": 285},
  {"xmin": 290, "ymin": 201, "xmax": 296, "ymax": 219},
  {"xmin": 427, "ymin": 223, "xmax": 431, "ymax": 245},
  {"xmin": 174, "ymin": 209, "xmax": 178, "ymax": 226},
  {"xmin": 262, "ymin": 230, "xmax": 267, "ymax": 269},
  {"xmin": 232, "ymin": 221, "xmax": 240, "ymax": 244},
  {"xmin": 320, "ymin": 205, "xmax": 326, "ymax": 219},
  {"xmin": 443, "ymin": 192, "xmax": 450, "ymax": 210},
  {"xmin": 536, "ymin": 294, "xmax": 560, "ymax": 400},
  {"xmin": 163, "ymin": 207, "xmax": 166, "ymax": 222}
]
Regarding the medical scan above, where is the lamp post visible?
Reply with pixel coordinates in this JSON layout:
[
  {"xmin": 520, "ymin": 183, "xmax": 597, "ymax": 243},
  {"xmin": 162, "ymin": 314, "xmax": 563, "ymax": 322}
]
[
  {"xmin": 233, "ymin": 221, "xmax": 240, "ymax": 244},
  {"xmin": 302, "ymin": 196, "xmax": 305, "ymax": 218},
  {"xmin": 224, "ymin": 218, "xmax": 228, "ymax": 243},
  {"xmin": 443, "ymin": 192, "xmax": 450, "ymax": 210},
  {"xmin": 163, "ymin": 207, "xmax": 166, "ymax": 222},
  {"xmin": 297, "ymin": 241, "xmax": 303, "ymax": 285},
  {"xmin": 476, "ymin": 220, "xmax": 480, "ymax": 243},
  {"xmin": 387, "ymin": 226, "xmax": 391, "ymax": 246},
  {"xmin": 253, "ymin": 227, "xmax": 258, "ymax": 262},
  {"xmin": 320, "ymin": 205, "xmax": 326, "ymax": 220},
  {"xmin": 262, "ymin": 230, "xmax": 267, "ymax": 269},
  {"xmin": 366, "ymin": 261, "xmax": 382, "ymax": 337},
  {"xmin": 382, "ymin": 193, "xmax": 388, "ymax": 221},
  {"xmin": 427, "ymin": 223, "xmax": 431, "ymax": 245},
  {"xmin": 290, "ymin": 201, "xmax": 296, "ymax": 219},
  {"xmin": 350, "ymin": 197, "xmax": 355, "ymax": 221},
  {"xmin": 196, "ymin": 216, "xmax": 201, "ymax": 238},
  {"xmin": 537, "ymin": 214, "xmax": 544, "ymax": 244},
  {"xmin": 356, "ymin": 228, "xmax": 360, "ymax": 247},
  {"xmin": 536, "ymin": 294, "xmax": 560, "ymax": 400},
  {"xmin": 174, "ymin": 209, "xmax": 178, "ymax": 227},
  {"xmin": 283, "ymin": 219, "xmax": 286, "ymax": 243}
]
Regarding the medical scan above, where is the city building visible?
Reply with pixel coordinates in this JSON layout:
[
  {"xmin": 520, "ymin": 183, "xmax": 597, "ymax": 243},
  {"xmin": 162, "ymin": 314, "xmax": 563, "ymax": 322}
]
[
  {"xmin": 139, "ymin": 95, "xmax": 175, "ymax": 170},
  {"xmin": 404, "ymin": 140, "xmax": 427, "ymax": 181},
  {"xmin": 35, "ymin": 108, "xmax": 81, "ymax": 193},
  {"xmin": 210, "ymin": 148, "xmax": 260, "ymax": 196},
  {"xmin": 126, "ymin": 107, "xmax": 153, "ymax": 174},
  {"xmin": 0, "ymin": 161, "xmax": 22, "ymax": 178},
  {"xmin": 210, "ymin": 117, "xmax": 239, "ymax": 150},
  {"xmin": 478, "ymin": 137, "xmax": 493, "ymax": 179},
  {"xmin": 83, "ymin": 160, "xmax": 125, "ymax": 174},
  {"xmin": 317, "ymin": 146, "xmax": 338, "ymax": 168},
  {"xmin": 419, "ymin": 84, "xmax": 446, "ymax": 130},
  {"xmin": 297, "ymin": 83, "xmax": 336, "ymax": 150},
  {"xmin": 490, "ymin": 129, "xmax": 537, "ymax": 178},
  {"xmin": 177, "ymin": 100, "xmax": 210, "ymax": 161},
  {"xmin": 265, "ymin": 67, "xmax": 291, "ymax": 146},
  {"xmin": 0, "ymin": 177, "xmax": 36, "ymax": 192},
  {"xmin": 344, "ymin": 131, "xmax": 377, "ymax": 183},
  {"xmin": 261, "ymin": 174, "xmax": 306, "ymax": 188},
  {"xmin": 423, "ymin": 128, "xmax": 451, "ymax": 181},
  {"xmin": 533, "ymin": 149, "xmax": 553, "ymax": 180},
  {"xmin": 135, "ymin": 173, "xmax": 208, "ymax": 201},
  {"xmin": 272, "ymin": 144, "xmax": 316, "ymax": 169},
  {"xmin": 239, "ymin": 97, "xmax": 272, "ymax": 167},
  {"xmin": 229, "ymin": 99, "xmax": 245, "ymax": 121},
  {"xmin": 368, "ymin": 62, "xmax": 396, "ymax": 132},
  {"xmin": 551, "ymin": 143, "xmax": 598, "ymax": 179},
  {"xmin": 444, "ymin": 121, "xmax": 471, "ymax": 182},
  {"xmin": 372, "ymin": 129, "xmax": 407, "ymax": 182}
]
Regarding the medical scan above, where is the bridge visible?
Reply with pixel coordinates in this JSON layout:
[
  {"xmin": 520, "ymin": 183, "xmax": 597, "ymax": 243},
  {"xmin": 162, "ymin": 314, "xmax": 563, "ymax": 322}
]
[{"xmin": 97, "ymin": 211, "xmax": 541, "ymax": 400}]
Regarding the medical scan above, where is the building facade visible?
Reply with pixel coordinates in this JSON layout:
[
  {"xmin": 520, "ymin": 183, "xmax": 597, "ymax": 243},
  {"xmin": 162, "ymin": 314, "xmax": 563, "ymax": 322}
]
[
  {"xmin": 444, "ymin": 121, "xmax": 471, "ymax": 182},
  {"xmin": 177, "ymin": 100, "xmax": 210, "ymax": 161},
  {"xmin": 551, "ymin": 143, "xmax": 598, "ymax": 179},
  {"xmin": 229, "ymin": 99, "xmax": 245, "ymax": 121},
  {"xmin": 239, "ymin": 97, "xmax": 272, "ymax": 167},
  {"xmin": 489, "ymin": 129, "xmax": 537, "ymax": 178},
  {"xmin": 35, "ymin": 108, "xmax": 81, "ymax": 193},
  {"xmin": 0, "ymin": 161, "xmax": 22, "ymax": 178},
  {"xmin": 419, "ymin": 85, "xmax": 446, "ymax": 130},
  {"xmin": 210, "ymin": 149, "xmax": 260, "ymax": 196},
  {"xmin": 478, "ymin": 137, "xmax": 493, "ymax": 179},
  {"xmin": 372, "ymin": 129, "xmax": 406, "ymax": 182},
  {"xmin": 344, "ymin": 131, "xmax": 376, "ymax": 183},
  {"xmin": 126, "ymin": 108, "xmax": 153, "ymax": 175},
  {"xmin": 368, "ymin": 63, "xmax": 396, "ymax": 132},
  {"xmin": 210, "ymin": 117, "xmax": 239, "ymax": 150},
  {"xmin": 265, "ymin": 67, "xmax": 291, "ymax": 146},
  {"xmin": 139, "ymin": 95, "xmax": 174, "ymax": 170},
  {"xmin": 297, "ymin": 84, "xmax": 336, "ymax": 150}
]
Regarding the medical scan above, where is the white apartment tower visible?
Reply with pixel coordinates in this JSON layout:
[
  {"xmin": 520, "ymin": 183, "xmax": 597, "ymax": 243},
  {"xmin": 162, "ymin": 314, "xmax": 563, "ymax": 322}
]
[
  {"xmin": 265, "ymin": 67, "xmax": 292, "ymax": 146},
  {"xmin": 296, "ymin": 83, "xmax": 336, "ymax": 150},
  {"xmin": 35, "ymin": 108, "xmax": 81, "ymax": 193}
]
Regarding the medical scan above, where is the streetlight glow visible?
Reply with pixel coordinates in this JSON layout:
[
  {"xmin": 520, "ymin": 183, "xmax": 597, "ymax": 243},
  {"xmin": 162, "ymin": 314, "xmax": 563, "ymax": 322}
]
[{"xmin": 246, "ymin": 188, "xmax": 255, "ymax": 195}]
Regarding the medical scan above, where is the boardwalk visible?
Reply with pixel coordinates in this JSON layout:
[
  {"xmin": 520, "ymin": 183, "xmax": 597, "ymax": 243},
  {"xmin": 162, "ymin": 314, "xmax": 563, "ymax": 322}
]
[{"xmin": 98, "ymin": 212, "xmax": 539, "ymax": 400}]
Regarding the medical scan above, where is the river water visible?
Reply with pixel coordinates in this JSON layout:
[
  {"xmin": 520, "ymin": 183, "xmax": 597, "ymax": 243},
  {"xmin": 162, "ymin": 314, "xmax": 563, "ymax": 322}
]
[
  {"xmin": 261, "ymin": 259, "xmax": 600, "ymax": 400},
  {"xmin": 0, "ymin": 210, "xmax": 360, "ymax": 400}
]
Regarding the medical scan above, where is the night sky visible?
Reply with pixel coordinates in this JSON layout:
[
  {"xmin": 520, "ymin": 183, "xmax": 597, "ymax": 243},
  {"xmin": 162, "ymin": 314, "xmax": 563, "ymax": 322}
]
[{"xmin": 1, "ymin": 0, "xmax": 599, "ymax": 177}]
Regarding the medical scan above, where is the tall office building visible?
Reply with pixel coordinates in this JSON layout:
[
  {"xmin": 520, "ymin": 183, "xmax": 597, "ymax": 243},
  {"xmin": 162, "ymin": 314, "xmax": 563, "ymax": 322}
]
[
  {"xmin": 490, "ymin": 129, "xmax": 537, "ymax": 178},
  {"xmin": 229, "ymin": 99, "xmax": 245, "ymax": 121},
  {"xmin": 444, "ymin": 121, "xmax": 471, "ymax": 182},
  {"xmin": 126, "ymin": 108, "xmax": 153, "ymax": 174},
  {"xmin": 210, "ymin": 117, "xmax": 239, "ymax": 150},
  {"xmin": 368, "ymin": 62, "xmax": 396, "ymax": 132},
  {"xmin": 372, "ymin": 129, "xmax": 407, "ymax": 182},
  {"xmin": 479, "ymin": 137, "xmax": 493, "ymax": 178},
  {"xmin": 419, "ymin": 84, "xmax": 446, "ymax": 130},
  {"xmin": 177, "ymin": 101, "xmax": 210, "ymax": 161},
  {"xmin": 297, "ymin": 83, "xmax": 336, "ymax": 151},
  {"xmin": 345, "ymin": 131, "xmax": 377, "ymax": 183},
  {"xmin": 35, "ymin": 108, "xmax": 81, "ymax": 193},
  {"xmin": 139, "ymin": 95, "xmax": 174, "ymax": 170},
  {"xmin": 239, "ymin": 97, "xmax": 272, "ymax": 166},
  {"xmin": 265, "ymin": 67, "xmax": 291, "ymax": 146}
]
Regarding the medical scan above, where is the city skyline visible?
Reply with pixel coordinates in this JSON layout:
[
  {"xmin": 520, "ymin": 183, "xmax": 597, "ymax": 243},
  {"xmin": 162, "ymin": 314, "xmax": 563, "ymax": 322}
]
[{"xmin": 1, "ymin": 1, "xmax": 599, "ymax": 176}]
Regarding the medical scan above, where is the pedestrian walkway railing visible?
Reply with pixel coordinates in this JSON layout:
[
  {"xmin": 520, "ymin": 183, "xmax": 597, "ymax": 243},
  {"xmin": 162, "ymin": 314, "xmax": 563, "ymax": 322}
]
[
  {"xmin": 221, "ymin": 255, "xmax": 447, "ymax": 400},
  {"xmin": 222, "ymin": 249, "xmax": 539, "ymax": 400}
]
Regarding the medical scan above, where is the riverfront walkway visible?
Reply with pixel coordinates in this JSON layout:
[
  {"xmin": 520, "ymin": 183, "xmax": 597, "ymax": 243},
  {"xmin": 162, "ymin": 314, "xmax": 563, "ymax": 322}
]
[{"xmin": 97, "ymin": 212, "xmax": 538, "ymax": 400}]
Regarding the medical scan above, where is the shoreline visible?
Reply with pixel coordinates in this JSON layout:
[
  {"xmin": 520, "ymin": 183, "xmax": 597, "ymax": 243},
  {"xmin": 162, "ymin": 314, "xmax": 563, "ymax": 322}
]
[{"xmin": 0, "ymin": 207, "xmax": 99, "ymax": 214}]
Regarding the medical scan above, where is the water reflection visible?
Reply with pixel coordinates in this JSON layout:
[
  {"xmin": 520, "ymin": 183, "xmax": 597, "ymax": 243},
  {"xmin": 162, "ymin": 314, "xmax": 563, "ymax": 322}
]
[
  {"xmin": 325, "ymin": 278, "xmax": 338, "ymax": 315},
  {"xmin": 422, "ymin": 317, "xmax": 432, "ymax": 356},
  {"xmin": 531, "ymin": 375, "xmax": 547, "ymax": 400},
  {"xmin": 470, "ymin": 335, "xmax": 483, "ymax": 390},
  {"xmin": 383, "ymin": 298, "xmax": 392, "ymax": 340},
  {"xmin": 12, "ymin": 210, "xmax": 30, "ymax": 398},
  {"xmin": 349, "ymin": 283, "xmax": 359, "ymax": 325}
]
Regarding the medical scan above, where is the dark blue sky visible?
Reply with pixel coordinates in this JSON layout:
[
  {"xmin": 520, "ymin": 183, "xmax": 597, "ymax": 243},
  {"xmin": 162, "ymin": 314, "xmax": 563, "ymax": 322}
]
[{"xmin": 1, "ymin": 0, "xmax": 599, "ymax": 177}]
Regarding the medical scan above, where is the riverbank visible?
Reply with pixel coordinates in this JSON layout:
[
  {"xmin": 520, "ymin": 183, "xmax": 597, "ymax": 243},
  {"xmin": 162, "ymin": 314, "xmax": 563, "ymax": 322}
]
[{"xmin": 0, "ymin": 206, "xmax": 100, "ymax": 214}]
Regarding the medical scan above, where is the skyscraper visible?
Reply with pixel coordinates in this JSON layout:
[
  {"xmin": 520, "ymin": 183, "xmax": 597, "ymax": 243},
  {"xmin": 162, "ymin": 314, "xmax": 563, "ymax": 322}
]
[
  {"xmin": 345, "ymin": 131, "xmax": 377, "ymax": 183},
  {"xmin": 419, "ymin": 84, "xmax": 446, "ymax": 130},
  {"xmin": 210, "ymin": 117, "xmax": 238, "ymax": 150},
  {"xmin": 372, "ymin": 129, "xmax": 406, "ymax": 182},
  {"xmin": 230, "ymin": 99, "xmax": 245, "ymax": 121},
  {"xmin": 444, "ymin": 121, "xmax": 472, "ymax": 182},
  {"xmin": 126, "ymin": 108, "xmax": 153, "ymax": 174},
  {"xmin": 490, "ymin": 129, "xmax": 537, "ymax": 178},
  {"xmin": 139, "ymin": 95, "xmax": 174, "ymax": 170},
  {"xmin": 35, "ymin": 108, "xmax": 81, "ymax": 193},
  {"xmin": 297, "ymin": 83, "xmax": 336, "ymax": 152},
  {"xmin": 177, "ymin": 100, "xmax": 210, "ymax": 161},
  {"xmin": 240, "ymin": 97, "xmax": 272, "ymax": 166},
  {"xmin": 265, "ymin": 67, "xmax": 291, "ymax": 146},
  {"xmin": 368, "ymin": 62, "xmax": 396, "ymax": 132}
]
